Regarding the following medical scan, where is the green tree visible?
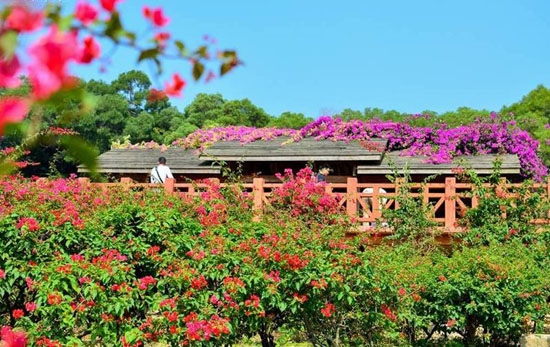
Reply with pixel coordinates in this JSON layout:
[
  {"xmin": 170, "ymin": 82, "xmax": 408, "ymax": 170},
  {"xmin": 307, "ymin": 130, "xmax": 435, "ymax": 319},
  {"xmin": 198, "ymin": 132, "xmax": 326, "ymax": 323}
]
[
  {"xmin": 269, "ymin": 112, "xmax": 312, "ymax": 129},
  {"xmin": 184, "ymin": 93, "xmax": 226, "ymax": 128}
]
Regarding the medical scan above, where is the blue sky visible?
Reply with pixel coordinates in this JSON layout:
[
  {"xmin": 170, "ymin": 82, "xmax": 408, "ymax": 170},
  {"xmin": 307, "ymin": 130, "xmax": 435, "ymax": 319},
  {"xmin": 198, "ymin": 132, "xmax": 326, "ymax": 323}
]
[{"xmin": 71, "ymin": 0, "xmax": 550, "ymax": 117}]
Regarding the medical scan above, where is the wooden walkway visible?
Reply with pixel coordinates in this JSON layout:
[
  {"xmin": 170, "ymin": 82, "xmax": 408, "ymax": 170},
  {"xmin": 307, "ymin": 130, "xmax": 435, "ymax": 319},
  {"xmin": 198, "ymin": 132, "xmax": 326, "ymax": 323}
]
[{"xmin": 78, "ymin": 177, "xmax": 550, "ymax": 238}]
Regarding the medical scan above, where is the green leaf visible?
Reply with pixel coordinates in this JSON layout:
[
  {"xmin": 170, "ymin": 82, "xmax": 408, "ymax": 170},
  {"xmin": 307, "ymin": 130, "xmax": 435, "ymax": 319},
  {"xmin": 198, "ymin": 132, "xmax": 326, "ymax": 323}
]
[
  {"xmin": 137, "ymin": 48, "xmax": 160, "ymax": 63},
  {"xmin": 104, "ymin": 12, "xmax": 124, "ymax": 40},
  {"xmin": 175, "ymin": 40, "xmax": 186, "ymax": 55},
  {"xmin": 60, "ymin": 136, "xmax": 98, "ymax": 175},
  {"xmin": 0, "ymin": 31, "xmax": 18, "ymax": 59},
  {"xmin": 192, "ymin": 62, "xmax": 205, "ymax": 81}
]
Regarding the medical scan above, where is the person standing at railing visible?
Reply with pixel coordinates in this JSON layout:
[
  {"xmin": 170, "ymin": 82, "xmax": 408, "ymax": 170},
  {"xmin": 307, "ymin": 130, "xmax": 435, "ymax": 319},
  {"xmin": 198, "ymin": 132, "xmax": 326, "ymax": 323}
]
[
  {"xmin": 317, "ymin": 166, "xmax": 332, "ymax": 182},
  {"xmin": 151, "ymin": 157, "xmax": 174, "ymax": 184}
]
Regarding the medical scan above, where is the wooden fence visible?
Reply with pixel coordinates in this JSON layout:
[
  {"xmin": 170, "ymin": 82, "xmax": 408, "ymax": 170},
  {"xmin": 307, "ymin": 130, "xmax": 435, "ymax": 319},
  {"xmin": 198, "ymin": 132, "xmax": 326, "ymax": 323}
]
[{"xmin": 78, "ymin": 176, "xmax": 550, "ymax": 234}]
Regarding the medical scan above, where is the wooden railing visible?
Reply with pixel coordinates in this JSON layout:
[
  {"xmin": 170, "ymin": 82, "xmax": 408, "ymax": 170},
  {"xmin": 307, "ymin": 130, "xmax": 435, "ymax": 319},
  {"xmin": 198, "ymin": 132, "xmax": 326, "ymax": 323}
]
[{"xmin": 77, "ymin": 176, "xmax": 550, "ymax": 234}]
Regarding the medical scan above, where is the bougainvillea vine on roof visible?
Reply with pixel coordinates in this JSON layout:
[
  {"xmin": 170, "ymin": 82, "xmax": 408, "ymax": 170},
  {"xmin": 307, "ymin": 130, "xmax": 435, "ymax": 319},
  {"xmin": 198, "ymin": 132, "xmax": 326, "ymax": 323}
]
[{"xmin": 114, "ymin": 114, "xmax": 547, "ymax": 180}]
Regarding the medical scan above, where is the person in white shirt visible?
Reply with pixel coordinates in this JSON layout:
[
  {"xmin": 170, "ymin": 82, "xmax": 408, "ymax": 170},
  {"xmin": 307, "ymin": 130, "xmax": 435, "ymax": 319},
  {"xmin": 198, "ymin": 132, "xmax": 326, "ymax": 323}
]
[{"xmin": 150, "ymin": 156, "xmax": 174, "ymax": 184}]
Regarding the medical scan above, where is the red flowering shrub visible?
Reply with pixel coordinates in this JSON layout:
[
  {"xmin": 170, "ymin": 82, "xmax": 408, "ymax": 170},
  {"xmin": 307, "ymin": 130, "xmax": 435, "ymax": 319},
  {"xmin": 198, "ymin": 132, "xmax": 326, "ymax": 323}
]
[
  {"xmin": 0, "ymin": 175, "xmax": 548, "ymax": 346},
  {"xmin": 270, "ymin": 167, "xmax": 343, "ymax": 223}
]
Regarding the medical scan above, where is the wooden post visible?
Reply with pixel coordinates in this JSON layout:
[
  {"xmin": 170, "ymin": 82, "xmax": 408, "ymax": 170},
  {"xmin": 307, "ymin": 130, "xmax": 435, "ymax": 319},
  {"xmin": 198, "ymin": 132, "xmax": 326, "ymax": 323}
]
[
  {"xmin": 445, "ymin": 177, "xmax": 456, "ymax": 230},
  {"xmin": 346, "ymin": 177, "xmax": 358, "ymax": 219},
  {"xmin": 78, "ymin": 177, "xmax": 90, "ymax": 188},
  {"xmin": 164, "ymin": 178, "xmax": 175, "ymax": 195},
  {"xmin": 252, "ymin": 177, "xmax": 265, "ymax": 221},
  {"xmin": 371, "ymin": 185, "xmax": 381, "ymax": 220}
]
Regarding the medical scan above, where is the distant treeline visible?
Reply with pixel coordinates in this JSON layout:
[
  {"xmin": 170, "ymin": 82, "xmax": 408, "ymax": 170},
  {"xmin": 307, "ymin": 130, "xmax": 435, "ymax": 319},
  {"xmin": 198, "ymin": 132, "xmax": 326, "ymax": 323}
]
[{"xmin": 2, "ymin": 69, "xmax": 550, "ymax": 176}]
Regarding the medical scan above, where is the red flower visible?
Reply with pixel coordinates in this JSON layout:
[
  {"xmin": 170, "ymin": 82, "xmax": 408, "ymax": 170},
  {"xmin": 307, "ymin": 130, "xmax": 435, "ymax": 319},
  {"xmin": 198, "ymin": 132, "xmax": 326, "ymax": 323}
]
[
  {"xmin": 0, "ymin": 269, "xmax": 5, "ymax": 279},
  {"xmin": 0, "ymin": 97, "xmax": 29, "ymax": 135},
  {"xmin": 320, "ymin": 303, "xmax": 335, "ymax": 318},
  {"xmin": 25, "ymin": 302, "xmax": 37, "ymax": 312},
  {"xmin": 100, "ymin": 0, "xmax": 123, "ymax": 12},
  {"xmin": 143, "ymin": 6, "xmax": 170, "ymax": 27},
  {"xmin": 398, "ymin": 288, "xmax": 406, "ymax": 296},
  {"xmin": 47, "ymin": 293, "xmax": 62, "ymax": 305},
  {"xmin": 154, "ymin": 32, "xmax": 171, "ymax": 45},
  {"xmin": 438, "ymin": 275, "xmax": 447, "ymax": 282},
  {"xmin": 147, "ymin": 89, "xmax": 167, "ymax": 102},
  {"xmin": 0, "ymin": 326, "xmax": 27, "ymax": 347},
  {"xmin": 0, "ymin": 55, "xmax": 21, "ymax": 88},
  {"xmin": 78, "ymin": 36, "xmax": 101, "ymax": 64},
  {"xmin": 74, "ymin": 1, "xmax": 99, "ymax": 25},
  {"xmin": 6, "ymin": 6, "xmax": 44, "ymax": 32},
  {"xmin": 164, "ymin": 73, "xmax": 186, "ymax": 97},
  {"xmin": 12, "ymin": 309, "xmax": 24, "ymax": 319},
  {"xmin": 446, "ymin": 319, "xmax": 457, "ymax": 328},
  {"xmin": 381, "ymin": 304, "xmax": 397, "ymax": 322}
]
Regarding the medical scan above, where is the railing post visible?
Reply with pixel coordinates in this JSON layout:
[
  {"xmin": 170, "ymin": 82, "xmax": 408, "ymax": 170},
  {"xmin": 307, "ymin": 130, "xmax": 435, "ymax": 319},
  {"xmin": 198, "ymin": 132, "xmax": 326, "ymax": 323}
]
[
  {"xmin": 346, "ymin": 177, "xmax": 358, "ymax": 219},
  {"xmin": 371, "ymin": 185, "xmax": 381, "ymax": 220},
  {"xmin": 445, "ymin": 177, "xmax": 456, "ymax": 229},
  {"xmin": 78, "ymin": 177, "xmax": 90, "ymax": 188},
  {"xmin": 252, "ymin": 177, "xmax": 265, "ymax": 221},
  {"xmin": 164, "ymin": 178, "xmax": 175, "ymax": 195}
]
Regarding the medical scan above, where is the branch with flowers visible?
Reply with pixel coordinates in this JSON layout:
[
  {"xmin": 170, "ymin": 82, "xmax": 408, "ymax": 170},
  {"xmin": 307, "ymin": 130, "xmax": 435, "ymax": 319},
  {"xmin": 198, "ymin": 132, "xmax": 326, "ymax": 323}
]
[{"xmin": 0, "ymin": 0, "xmax": 241, "ymax": 174}]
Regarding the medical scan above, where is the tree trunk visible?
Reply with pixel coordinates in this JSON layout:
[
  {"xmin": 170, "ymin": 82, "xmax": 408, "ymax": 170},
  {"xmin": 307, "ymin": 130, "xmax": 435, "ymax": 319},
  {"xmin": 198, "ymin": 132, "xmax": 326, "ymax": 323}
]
[{"xmin": 259, "ymin": 330, "xmax": 275, "ymax": 347}]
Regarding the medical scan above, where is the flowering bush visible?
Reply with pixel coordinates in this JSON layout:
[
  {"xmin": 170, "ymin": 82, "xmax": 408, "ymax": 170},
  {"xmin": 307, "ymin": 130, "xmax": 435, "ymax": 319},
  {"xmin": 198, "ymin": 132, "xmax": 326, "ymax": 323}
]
[
  {"xmin": 270, "ymin": 167, "xmax": 342, "ymax": 223},
  {"xmin": 0, "ymin": 174, "xmax": 548, "ymax": 346}
]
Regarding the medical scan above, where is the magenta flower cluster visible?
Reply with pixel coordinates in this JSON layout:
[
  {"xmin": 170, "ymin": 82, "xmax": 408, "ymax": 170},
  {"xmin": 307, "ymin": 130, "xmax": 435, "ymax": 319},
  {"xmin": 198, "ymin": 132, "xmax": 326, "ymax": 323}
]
[{"xmin": 120, "ymin": 114, "xmax": 547, "ymax": 180}]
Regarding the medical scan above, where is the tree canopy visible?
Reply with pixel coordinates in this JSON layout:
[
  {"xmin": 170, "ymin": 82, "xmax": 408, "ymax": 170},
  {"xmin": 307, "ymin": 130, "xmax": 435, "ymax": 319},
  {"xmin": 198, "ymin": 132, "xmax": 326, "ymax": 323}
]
[{"xmin": 2, "ymin": 70, "xmax": 550, "ymax": 177}]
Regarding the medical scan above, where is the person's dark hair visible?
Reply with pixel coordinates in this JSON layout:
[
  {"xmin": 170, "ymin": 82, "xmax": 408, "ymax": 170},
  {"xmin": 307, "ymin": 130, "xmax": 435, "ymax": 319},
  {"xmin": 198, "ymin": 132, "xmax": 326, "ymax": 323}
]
[{"xmin": 158, "ymin": 157, "xmax": 167, "ymax": 165}]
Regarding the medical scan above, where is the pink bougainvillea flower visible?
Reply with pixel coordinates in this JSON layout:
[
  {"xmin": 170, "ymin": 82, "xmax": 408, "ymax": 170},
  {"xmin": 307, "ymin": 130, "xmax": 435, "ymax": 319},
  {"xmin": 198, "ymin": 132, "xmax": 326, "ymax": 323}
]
[
  {"xmin": 28, "ymin": 26, "xmax": 80, "ymax": 99},
  {"xmin": 0, "ymin": 326, "xmax": 27, "ymax": 347},
  {"xmin": 74, "ymin": 1, "xmax": 99, "ymax": 25},
  {"xmin": 0, "ymin": 269, "xmax": 5, "ymax": 279},
  {"xmin": 100, "ymin": 0, "xmax": 123, "ymax": 12},
  {"xmin": 6, "ymin": 5, "xmax": 44, "ymax": 32},
  {"xmin": 143, "ymin": 6, "xmax": 170, "ymax": 27},
  {"xmin": 0, "ymin": 55, "xmax": 21, "ymax": 88},
  {"xmin": 78, "ymin": 36, "xmax": 101, "ymax": 64},
  {"xmin": 25, "ymin": 302, "xmax": 37, "ymax": 312},
  {"xmin": 0, "ymin": 97, "xmax": 29, "ymax": 135},
  {"xmin": 205, "ymin": 70, "xmax": 216, "ymax": 84},
  {"xmin": 164, "ymin": 73, "xmax": 186, "ymax": 97},
  {"xmin": 27, "ymin": 64, "xmax": 62, "ymax": 100},
  {"xmin": 29, "ymin": 26, "xmax": 79, "ymax": 79}
]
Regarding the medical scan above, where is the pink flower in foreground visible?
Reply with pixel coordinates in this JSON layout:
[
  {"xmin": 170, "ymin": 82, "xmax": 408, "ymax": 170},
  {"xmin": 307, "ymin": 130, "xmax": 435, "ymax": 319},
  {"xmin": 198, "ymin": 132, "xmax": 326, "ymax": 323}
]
[
  {"xmin": 0, "ymin": 269, "xmax": 5, "ymax": 279},
  {"xmin": 0, "ymin": 55, "xmax": 21, "ymax": 88},
  {"xmin": 100, "ymin": 0, "xmax": 123, "ymax": 12},
  {"xmin": 143, "ymin": 6, "xmax": 170, "ymax": 27},
  {"xmin": 164, "ymin": 73, "xmax": 186, "ymax": 97},
  {"xmin": 0, "ymin": 326, "xmax": 27, "ymax": 347},
  {"xmin": 74, "ymin": 1, "xmax": 99, "ymax": 25},
  {"xmin": 28, "ymin": 26, "xmax": 80, "ymax": 99},
  {"xmin": 6, "ymin": 6, "xmax": 44, "ymax": 32},
  {"xmin": 0, "ymin": 97, "xmax": 29, "ymax": 135},
  {"xmin": 321, "ymin": 303, "xmax": 335, "ymax": 317},
  {"xmin": 78, "ymin": 36, "xmax": 101, "ymax": 64}
]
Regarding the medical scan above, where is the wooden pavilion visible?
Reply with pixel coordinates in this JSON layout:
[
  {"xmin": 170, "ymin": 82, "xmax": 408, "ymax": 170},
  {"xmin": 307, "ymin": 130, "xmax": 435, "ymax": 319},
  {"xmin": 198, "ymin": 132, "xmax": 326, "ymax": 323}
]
[{"xmin": 79, "ymin": 138, "xmax": 522, "ymax": 182}]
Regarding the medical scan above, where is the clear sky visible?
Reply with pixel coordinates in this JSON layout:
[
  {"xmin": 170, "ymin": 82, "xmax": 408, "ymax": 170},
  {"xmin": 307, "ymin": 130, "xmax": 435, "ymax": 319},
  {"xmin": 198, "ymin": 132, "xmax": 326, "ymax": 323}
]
[{"xmin": 70, "ymin": 0, "xmax": 550, "ymax": 118}]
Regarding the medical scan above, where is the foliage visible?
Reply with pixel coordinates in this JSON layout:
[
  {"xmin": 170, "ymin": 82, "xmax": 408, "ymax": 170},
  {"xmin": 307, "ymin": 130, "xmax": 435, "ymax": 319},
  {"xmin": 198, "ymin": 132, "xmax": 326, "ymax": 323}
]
[{"xmin": 0, "ymin": 171, "xmax": 549, "ymax": 346}]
